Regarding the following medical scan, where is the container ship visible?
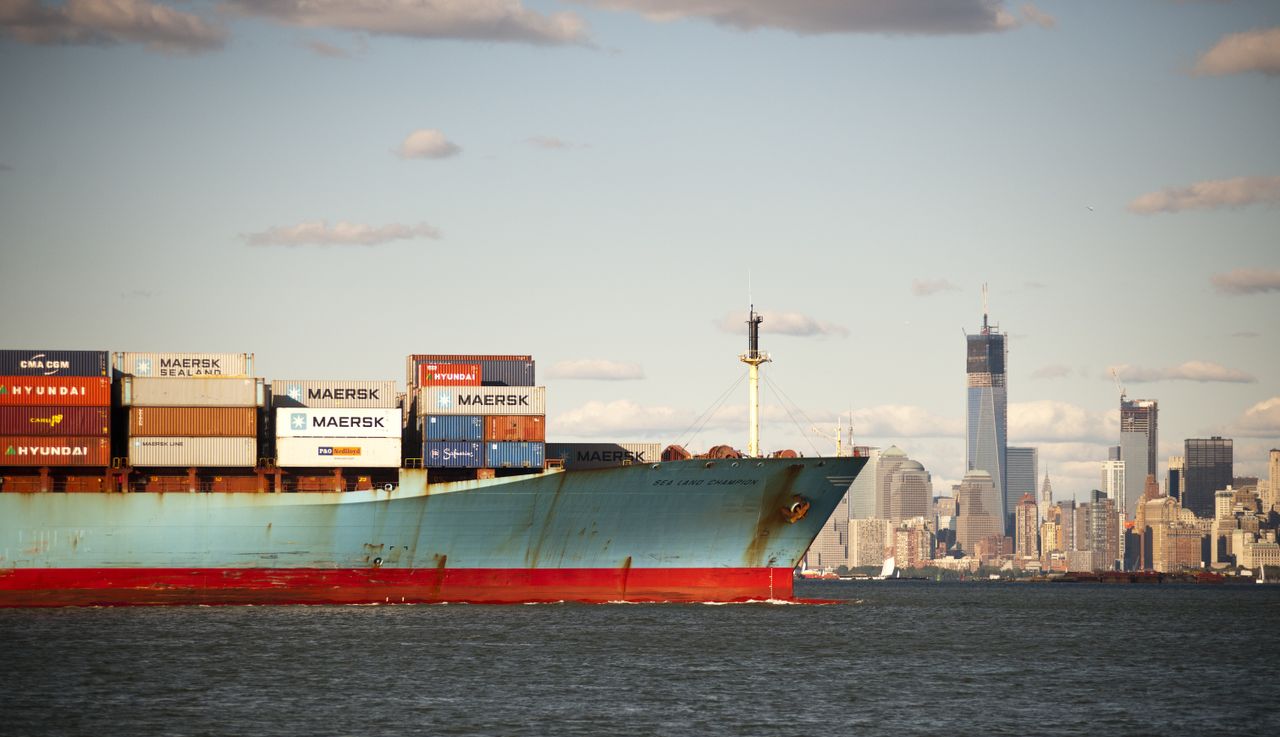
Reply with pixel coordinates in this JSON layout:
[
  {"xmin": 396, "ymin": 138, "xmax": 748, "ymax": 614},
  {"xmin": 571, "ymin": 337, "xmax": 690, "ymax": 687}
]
[{"xmin": 0, "ymin": 313, "xmax": 866, "ymax": 606}]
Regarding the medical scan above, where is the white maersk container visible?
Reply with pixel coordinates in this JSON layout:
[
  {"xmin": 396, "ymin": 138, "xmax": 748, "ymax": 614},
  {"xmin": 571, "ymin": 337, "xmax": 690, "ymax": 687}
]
[
  {"xmin": 115, "ymin": 352, "xmax": 254, "ymax": 378},
  {"xmin": 271, "ymin": 380, "xmax": 397, "ymax": 409},
  {"xmin": 274, "ymin": 408, "xmax": 401, "ymax": 439},
  {"xmin": 122, "ymin": 377, "xmax": 264, "ymax": 407},
  {"xmin": 275, "ymin": 437, "xmax": 401, "ymax": 468},
  {"xmin": 546, "ymin": 443, "xmax": 663, "ymax": 469},
  {"xmin": 417, "ymin": 386, "xmax": 546, "ymax": 416},
  {"xmin": 129, "ymin": 437, "xmax": 257, "ymax": 467}
]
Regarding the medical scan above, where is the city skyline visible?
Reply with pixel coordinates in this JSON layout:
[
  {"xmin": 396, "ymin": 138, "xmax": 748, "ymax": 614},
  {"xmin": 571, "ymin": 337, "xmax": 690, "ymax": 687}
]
[{"xmin": 2, "ymin": 1, "xmax": 1278, "ymax": 500}]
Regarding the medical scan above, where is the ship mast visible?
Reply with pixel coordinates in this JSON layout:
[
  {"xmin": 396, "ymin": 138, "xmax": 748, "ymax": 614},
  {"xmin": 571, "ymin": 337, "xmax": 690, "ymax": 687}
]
[{"xmin": 739, "ymin": 305, "xmax": 771, "ymax": 457}]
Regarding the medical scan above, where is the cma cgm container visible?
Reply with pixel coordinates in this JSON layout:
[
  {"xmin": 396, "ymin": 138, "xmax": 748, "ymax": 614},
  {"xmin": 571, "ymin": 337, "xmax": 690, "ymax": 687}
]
[
  {"xmin": 0, "ymin": 350, "xmax": 109, "ymax": 377},
  {"xmin": 421, "ymin": 415, "xmax": 483, "ymax": 442},
  {"xmin": 121, "ymin": 377, "xmax": 264, "ymax": 407},
  {"xmin": 274, "ymin": 408, "xmax": 400, "ymax": 438},
  {"xmin": 415, "ymin": 364, "xmax": 482, "ymax": 387},
  {"xmin": 0, "ymin": 407, "xmax": 110, "ymax": 436},
  {"xmin": 276, "ymin": 437, "xmax": 401, "ymax": 468},
  {"xmin": 418, "ymin": 386, "xmax": 545, "ymax": 416},
  {"xmin": 2, "ymin": 436, "xmax": 111, "ymax": 466},
  {"xmin": 0, "ymin": 377, "xmax": 111, "ymax": 407},
  {"xmin": 129, "ymin": 437, "xmax": 256, "ymax": 467},
  {"xmin": 128, "ymin": 407, "xmax": 256, "ymax": 437},
  {"xmin": 424, "ymin": 441, "xmax": 484, "ymax": 468},
  {"xmin": 115, "ymin": 352, "xmax": 254, "ymax": 378},
  {"xmin": 271, "ymin": 380, "xmax": 397, "ymax": 409},
  {"xmin": 485, "ymin": 441, "xmax": 545, "ymax": 469},
  {"xmin": 484, "ymin": 415, "xmax": 546, "ymax": 442},
  {"xmin": 546, "ymin": 443, "xmax": 663, "ymax": 469}
]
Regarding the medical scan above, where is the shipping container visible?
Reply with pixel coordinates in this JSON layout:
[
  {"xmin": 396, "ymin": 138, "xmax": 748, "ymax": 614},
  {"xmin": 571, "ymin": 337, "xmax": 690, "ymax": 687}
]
[
  {"xmin": 546, "ymin": 443, "xmax": 663, "ymax": 469},
  {"xmin": 276, "ymin": 436, "xmax": 401, "ymax": 468},
  {"xmin": 417, "ymin": 386, "xmax": 545, "ymax": 416},
  {"xmin": 270, "ymin": 379, "xmax": 397, "ymax": 408},
  {"xmin": 1, "ymin": 436, "xmax": 112, "ymax": 466},
  {"xmin": 0, "ymin": 407, "xmax": 110, "ymax": 436},
  {"xmin": 410, "ymin": 359, "xmax": 533, "ymax": 387},
  {"xmin": 0, "ymin": 350, "xmax": 109, "ymax": 377},
  {"xmin": 485, "ymin": 441, "xmax": 545, "ymax": 469},
  {"xmin": 274, "ymin": 408, "xmax": 401, "ymax": 439},
  {"xmin": 122, "ymin": 376, "xmax": 264, "ymax": 407},
  {"xmin": 423, "ymin": 441, "xmax": 484, "ymax": 469},
  {"xmin": 115, "ymin": 352, "xmax": 254, "ymax": 378},
  {"xmin": 0, "ymin": 376, "xmax": 111, "ymax": 407},
  {"xmin": 483, "ymin": 415, "xmax": 546, "ymax": 442},
  {"xmin": 405, "ymin": 354, "xmax": 530, "ymax": 385},
  {"xmin": 415, "ymin": 364, "xmax": 482, "ymax": 387},
  {"xmin": 421, "ymin": 415, "xmax": 483, "ymax": 442},
  {"xmin": 128, "ymin": 436, "xmax": 256, "ymax": 467},
  {"xmin": 129, "ymin": 407, "xmax": 256, "ymax": 437}
]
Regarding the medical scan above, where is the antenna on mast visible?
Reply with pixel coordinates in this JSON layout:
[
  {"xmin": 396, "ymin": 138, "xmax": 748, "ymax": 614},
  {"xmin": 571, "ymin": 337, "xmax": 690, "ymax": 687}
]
[{"xmin": 981, "ymin": 283, "xmax": 990, "ymax": 335}]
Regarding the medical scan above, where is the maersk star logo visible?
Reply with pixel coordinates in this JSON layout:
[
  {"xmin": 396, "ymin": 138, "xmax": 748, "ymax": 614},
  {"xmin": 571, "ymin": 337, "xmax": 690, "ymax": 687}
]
[
  {"xmin": 135, "ymin": 359, "xmax": 152, "ymax": 376},
  {"xmin": 290, "ymin": 413, "xmax": 308, "ymax": 431},
  {"xmin": 437, "ymin": 394, "xmax": 452, "ymax": 409},
  {"xmin": 287, "ymin": 385, "xmax": 302, "ymax": 401}
]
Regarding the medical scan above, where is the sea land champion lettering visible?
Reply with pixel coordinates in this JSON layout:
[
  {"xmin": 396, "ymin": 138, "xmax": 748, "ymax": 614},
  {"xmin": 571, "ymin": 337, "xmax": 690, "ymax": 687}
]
[
  {"xmin": 456, "ymin": 394, "xmax": 529, "ymax": 407},
  {"xmin": 311, "ymin": 416, "xmax": 386, "ymax": 429}
]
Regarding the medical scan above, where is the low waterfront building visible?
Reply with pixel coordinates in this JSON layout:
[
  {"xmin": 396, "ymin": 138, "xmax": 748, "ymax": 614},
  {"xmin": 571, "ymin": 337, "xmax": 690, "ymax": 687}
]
[{"xmin": 849, "ymin": 517, "xmax": 891, "ymax": 568}]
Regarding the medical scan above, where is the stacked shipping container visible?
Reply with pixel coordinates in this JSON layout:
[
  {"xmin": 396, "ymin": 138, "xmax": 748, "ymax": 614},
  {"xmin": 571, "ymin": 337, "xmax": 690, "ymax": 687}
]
[
  {"xmin": 408, "ymin": 356, "xmax": 546, "ymax": 470},
  {"xmin": 270, "ymin": 380, "xmax": 400, "ymax": 468},
  {"xmin": 0, "ymin": 351, "xmax": 111, "ymax": 467},
  {"xmin": 117, "ymin": 353, "xmax": 261, "ymax": 467}
]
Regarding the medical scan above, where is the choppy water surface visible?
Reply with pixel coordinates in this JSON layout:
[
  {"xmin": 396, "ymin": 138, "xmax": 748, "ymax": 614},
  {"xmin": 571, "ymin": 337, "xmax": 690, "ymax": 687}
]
[{"xmin": 3, "ymin": 581, "xmax": 1277, "ymax": 736}]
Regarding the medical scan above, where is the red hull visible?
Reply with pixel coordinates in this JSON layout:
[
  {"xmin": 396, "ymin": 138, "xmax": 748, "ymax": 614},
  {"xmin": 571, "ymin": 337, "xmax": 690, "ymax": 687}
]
[{"xmin": 0, "ymin": 567, "xmax": 796, "ymax": 607}]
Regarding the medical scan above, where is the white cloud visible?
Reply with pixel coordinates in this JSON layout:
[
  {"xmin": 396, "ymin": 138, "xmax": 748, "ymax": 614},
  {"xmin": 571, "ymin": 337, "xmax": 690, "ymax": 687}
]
[
  {"xmin": 715, "ymin": 311, "xmax": 849, "ymax": 337},
  {"xmin": 398, "ymin": 129, "xmax": 461, "ymax": 160},
  {"xmin": 1128, "ymin": 176, "xmax": 1280, "ymax": 214},
  {"xmin": 911, "ymin": 278, "xmax": 960, "ymax": 296},
  {"xmin": 1211, "ymin": 268, "xmax": 1280, "ymax": 296},
  {"xmin": 526, "ymin": 136, "xmax": 579, "ymax": 150},
  {"xmin": 1, "ymin": 0, "xmax": 226, "ymax": 53},
  {"xmin": 569, "ymin": 0, "xmax": 1020, "ymax": 35},
  {"xmin": 1193, "ymin": 26, "xmax": 1280, "ymax": 77},
  {"xmin": 1109, "ymin": 361, "xmax": 1256, "ymax": 384},
  {"xmin": 1008, "ymin": 400, "xmax": 1115, "ymax": 444},
  {"xmin": 1232, "ymin": 397, "xmax": 1280, "ymax": 438},
  {"xmin": 244, "ymin": 220, "xmax": 440, "ymax": 246},
  {"xmin": 305, "ymin": 39, "xmax": 351, "ymax": 57},
  {"xmin": 847, "ymin": 405, "xmax": 963, "ymax": 439},
  {"xmin": 553, "ymin": 399, "xmax": 691, "ymax": 438},
  {"xmin": 1020, "ymin": 3, "xmax": 1055, "ymax": 30},
  {"xmin": 223, "ymin": 0, "xmax": 589, "ymax": 45},
  {"xmin": 1030, "ymin": 365, "xmax": 1072, "ymax": 380},
  {"xmin": 545, "ymin": 359, "xmax": 644, "ymax": 380}
]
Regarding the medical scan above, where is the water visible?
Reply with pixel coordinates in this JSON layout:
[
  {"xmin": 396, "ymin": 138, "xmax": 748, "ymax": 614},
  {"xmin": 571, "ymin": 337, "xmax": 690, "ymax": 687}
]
[{"xmin": 2, "ymin": 581, "xmax": 1277, "ymax": 736}]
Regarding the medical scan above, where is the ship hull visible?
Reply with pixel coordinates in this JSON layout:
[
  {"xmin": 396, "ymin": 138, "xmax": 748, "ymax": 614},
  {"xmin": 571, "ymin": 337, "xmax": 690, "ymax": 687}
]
[{"xmin": 0, "ymin": 457, "xmax": 863, "ymax": 607}]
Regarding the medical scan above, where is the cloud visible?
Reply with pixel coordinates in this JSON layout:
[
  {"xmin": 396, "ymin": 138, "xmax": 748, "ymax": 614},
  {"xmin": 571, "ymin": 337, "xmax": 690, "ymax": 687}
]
[
  {"xmin": 553, "ymin": 399, "xmax": 691, "ymax": 438},
  {"xmin": 1008, "ymin": 400, "xmax": 1115, "ymax": 444},
  {"xmin": 397, "ymin": 129, "xmax": 461, "ymax": 160},
  {"xmin": 715, "ymin": 311, "xmax": 849, "ymax": 337},
  {"xmin": 569, "ymin": 0, "xmax": 1020, "ymax": 35},
  {"xmin": 526, "ymin": 136, "xmax": 580, "ymax": 150},
  {"xmin": 222, "ymin": 0, "xmax": 589, "ymax": 45},
  {"xmin": 1231, "ymin": 331, "xmax": 1259, "ymax": 339},
  {"xmin": 1020, "ymin": 3, "xmax": 1055, "ymax": 30},
  {"xmin": 304, "ymin": 39, "xmax": 352, "ymax": 57},
  {"xmin": 545, "ymin": 359, "xmax": 644, "ymax": 380},
  {"xmin": 911, "ymin": 278, "xmax": 960, "ymax": 296},
  {"xmin": 1128, "ymin": 176, "xmax": 1280, "ymax": 214},
  {"xmin": 1193, "ymin": 26, "xmax": 1280, "ymax": 77},
  {"xmin": 244, "ymin": 220, "xmax": 440, "ymax": 246},
  {"xmin": 846, "ymin": 405, "xmax": 963, "ymax": 439},
  {"xmin": 1031, "ymin": 364, "xmax": 1072, "ymax": 380},
  {"xmin": 1211, "ymin": 268, "xmax": 1280, "ymax": 296},
  {"xmin": 1230, "ymin": 397, "xmax": 1280, "ymax": 438},
  {"xmin": 1109, "ymin": 361, "xmax": 1256, "ymax": 384},
  {"xmin": 1, "ymin": 0, "xmax": 226, "ymax": 53}
]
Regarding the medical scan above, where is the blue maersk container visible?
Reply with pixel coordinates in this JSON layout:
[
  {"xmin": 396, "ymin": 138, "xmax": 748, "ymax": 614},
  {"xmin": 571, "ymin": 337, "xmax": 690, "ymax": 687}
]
[
  {"xmin": 485, "ymin": 442, "xmax": 545, "ymax": 469},
  {"xmin": 0, "ymin": 350, "xmax": 109, "ymax": 377},
  {"xmin": 422, "ymin": 415, "xmax": 483, "ymax": 441},
  {"xmin": 424, "ymin": 441, "xmax": 484, "ymax": 468}
]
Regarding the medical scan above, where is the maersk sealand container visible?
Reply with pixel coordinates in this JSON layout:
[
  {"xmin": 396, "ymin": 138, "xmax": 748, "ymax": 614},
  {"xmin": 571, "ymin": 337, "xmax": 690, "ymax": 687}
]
[
  {"xmin": 114, "ymin": 352, "xmax": 253, "ymax": 378},
  {"xmin": 0, "ymin": 351, "xmax": 109, "ymax": 377}
]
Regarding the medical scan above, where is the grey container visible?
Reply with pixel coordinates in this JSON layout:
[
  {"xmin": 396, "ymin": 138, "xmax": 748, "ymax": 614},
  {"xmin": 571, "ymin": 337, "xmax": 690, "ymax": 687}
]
[
  {"xmin": 271, "ymin": 380, "xmax": 397, "ymax": 408},
  {"xmin": 546, "ymin": 443, "xmax": 663, "ymax": 469},
  {"xmin": 122, "ymin": 377, "xmax": 264, "ymax": 407}
]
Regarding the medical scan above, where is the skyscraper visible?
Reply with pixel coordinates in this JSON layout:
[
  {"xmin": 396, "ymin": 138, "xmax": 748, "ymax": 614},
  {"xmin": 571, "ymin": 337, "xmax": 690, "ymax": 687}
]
[
  {"xmin": 1268, "ymin": 449, "xmax": 1280, "ymax": 513},
  {"xmin": 1015, "ymin": 493, "xmax": 1039, "ymax": 561},
  {"xmin": 889, "ymin": 460, "xmax": 932, "ymax": 524},
  {"xmin": 1120, "ymin": 398, "xmax": 1158, "ymax": 518},
  {"xmin": 1101, "ymin": 459, "xmax": 1125, "ymax": 509},
  {"xmin": 876, "ymin": 446, "xmax": 908, "ymax": 520},
  {"xmin": 1039, "ymin": 471, "xmax": 1054, "ymax": 525},
  {"xmin": 966, "ymin": 297, "xmax": 1007, "ymax": 534},
  {"xmin": 1183, "ymin": 437, "xmax": 1233, "ymax": 519},
  {"xmin": 847, "ymin": 447, "xmax": 881, "ymax": 519},
  {"xmin": 1167, "ymin": 455, "xmax": 1184, "ymax": 501},
  {"xmin": 1006, "ymin": 446, "xmax": 1038, "ymax": 530},
  {"xmin": 955, "ymin": 470, "xmax": 1003, "ymax": 555}
]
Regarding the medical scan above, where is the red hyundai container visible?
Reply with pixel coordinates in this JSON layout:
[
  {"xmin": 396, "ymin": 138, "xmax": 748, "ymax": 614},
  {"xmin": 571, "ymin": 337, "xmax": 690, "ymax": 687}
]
[
  {"xmin": 0, "ymin": 407, "xmax": 110, "ymax": 436},
  {"xmin": 483, "ymin": 415, "xmax": 546, "ymax": 442},
  {"xmin": 0, "ymin": 376, "xmax": 111, "ymax": 407},
  {"xmin": 416, "ymin": 363, "xmax": 482, "ymax": 387},
  {"xmin": 0, "ymin": 436, "xmax": 111, "ymax": 466}
]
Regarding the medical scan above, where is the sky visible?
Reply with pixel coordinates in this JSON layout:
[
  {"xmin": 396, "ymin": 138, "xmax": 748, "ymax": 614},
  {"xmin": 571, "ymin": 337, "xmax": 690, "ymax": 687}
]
[{"xmin": 2, "ymin": 0, "xmax": 1278, "ymax": 501}]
